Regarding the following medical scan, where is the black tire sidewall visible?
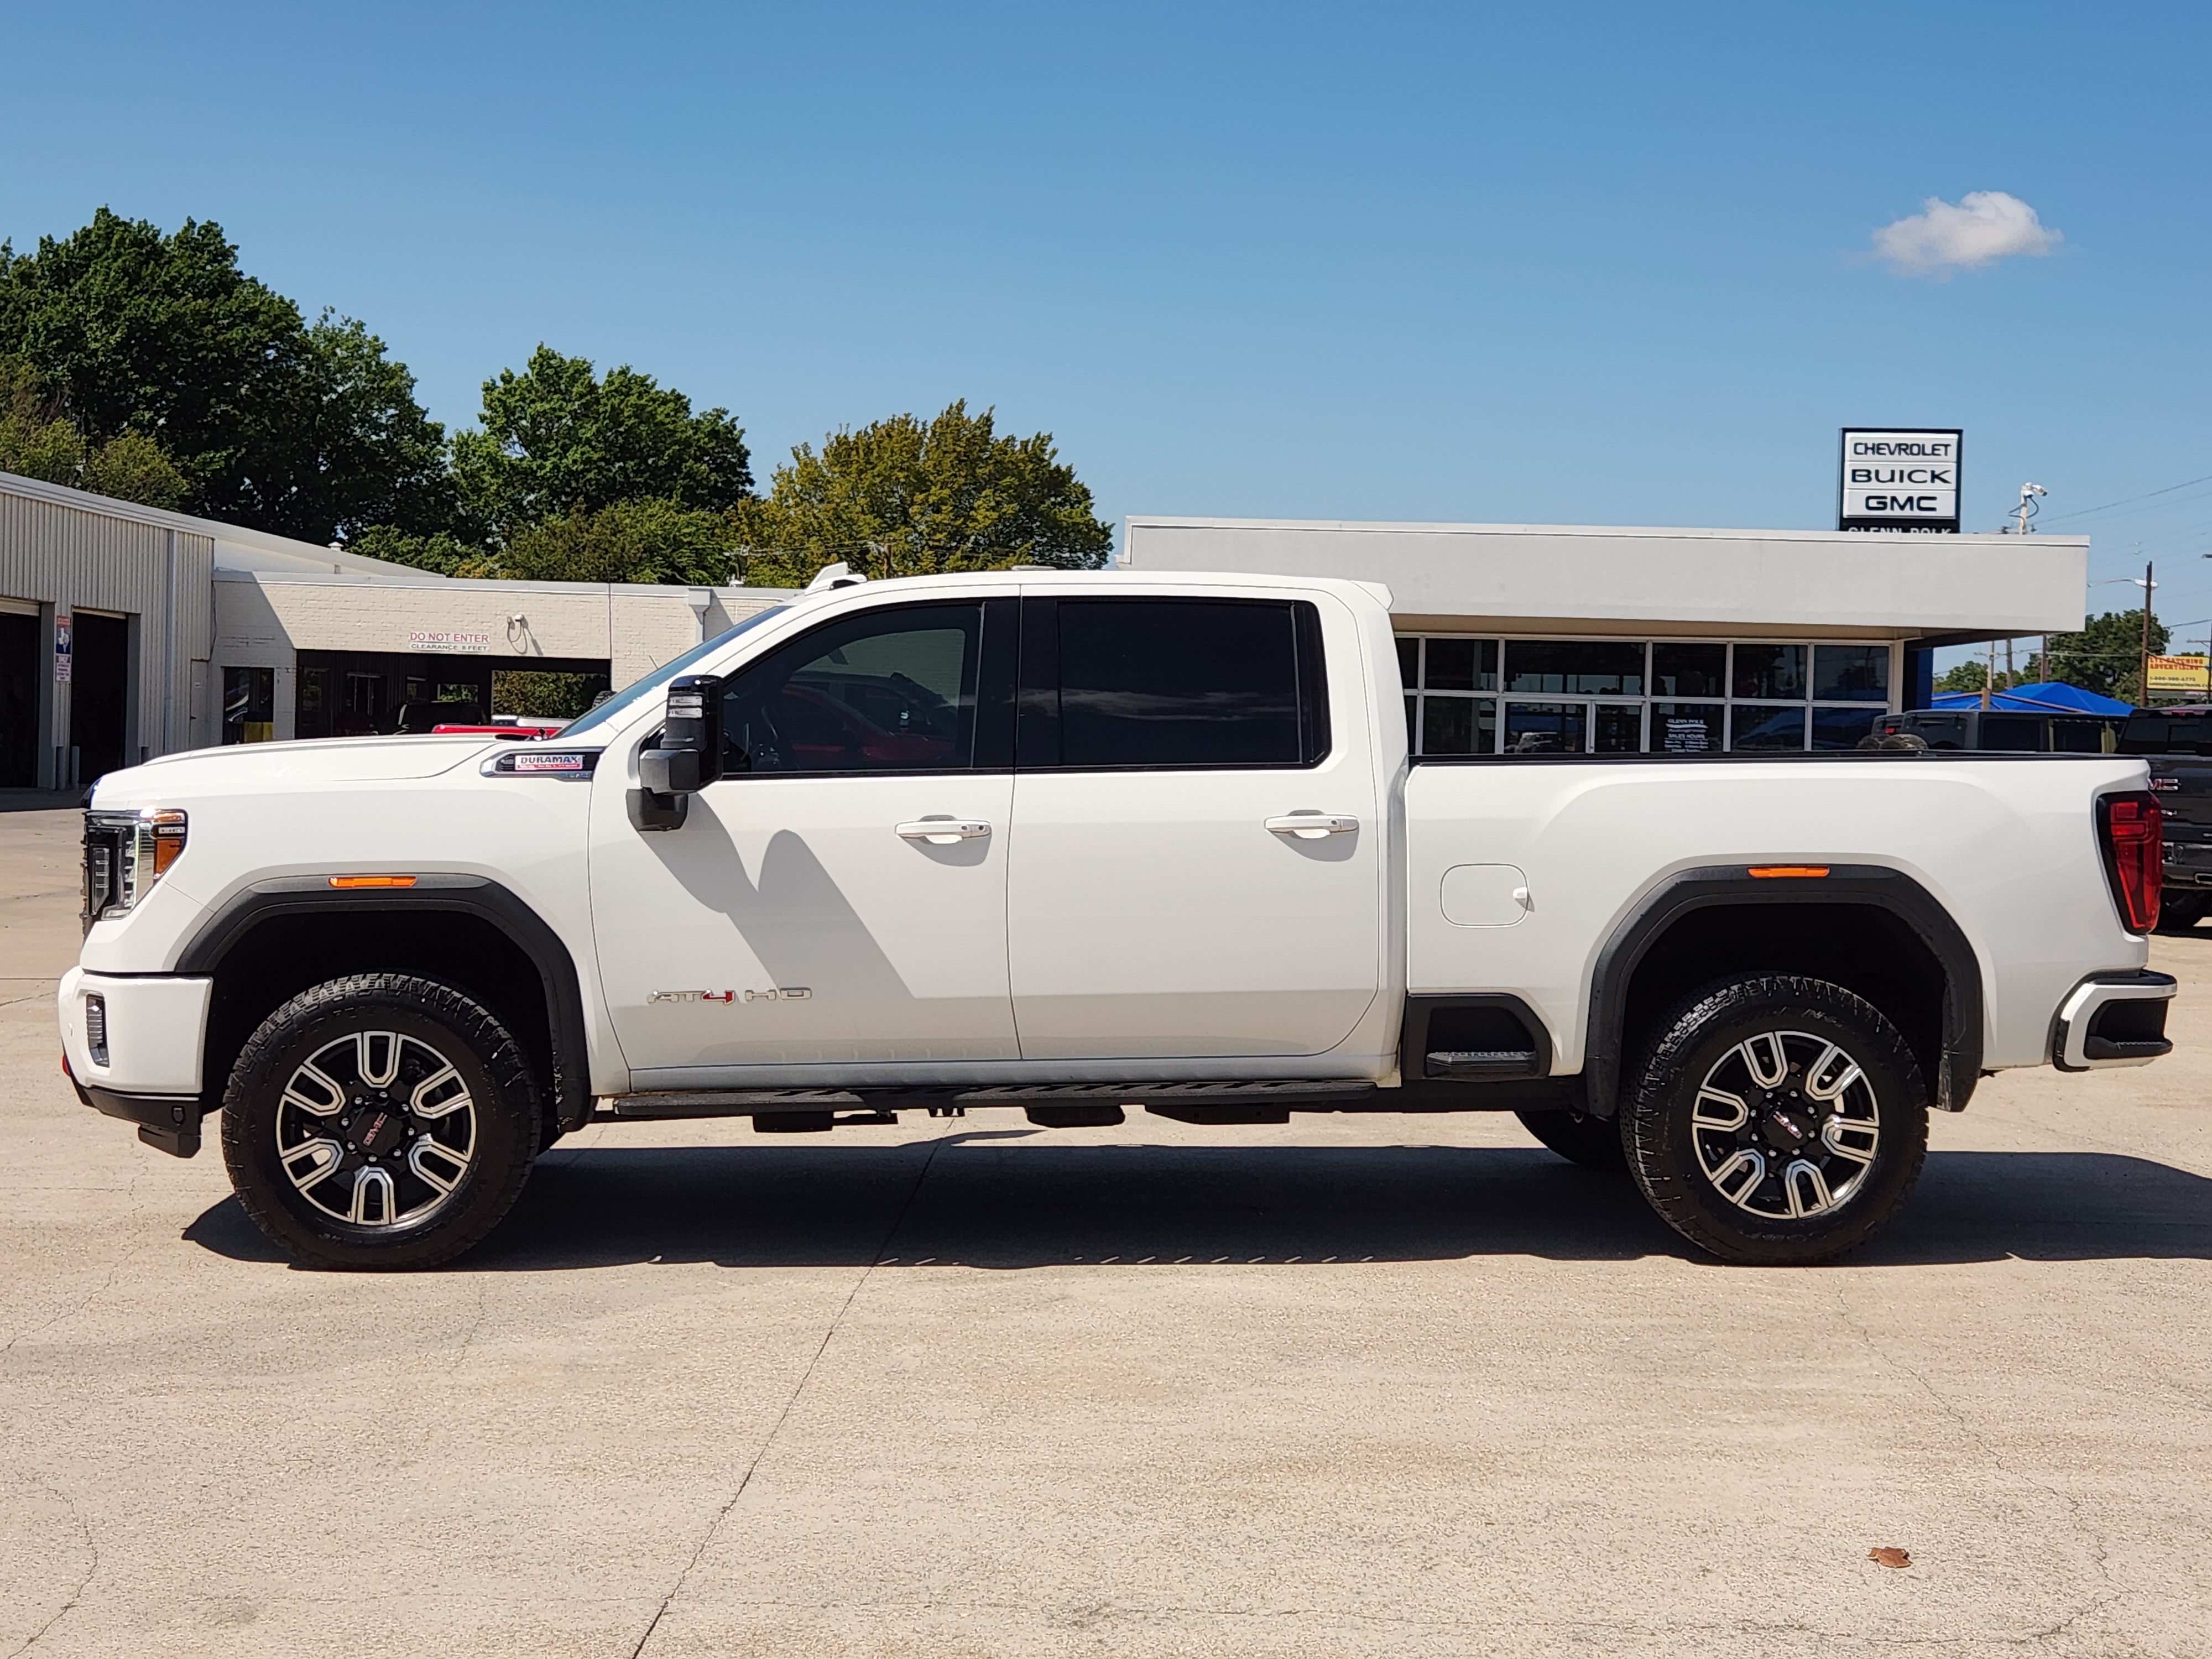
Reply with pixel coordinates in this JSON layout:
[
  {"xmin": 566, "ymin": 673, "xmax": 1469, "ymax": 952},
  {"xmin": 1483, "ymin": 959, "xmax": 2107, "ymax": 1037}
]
[
  {"xmin": 1624, "ymin": 976, "xmax": 1928, "ymax": 1265},
  {"xmin": 221, "ymin": 975, "xmax": 539, "ymax": 1269}
]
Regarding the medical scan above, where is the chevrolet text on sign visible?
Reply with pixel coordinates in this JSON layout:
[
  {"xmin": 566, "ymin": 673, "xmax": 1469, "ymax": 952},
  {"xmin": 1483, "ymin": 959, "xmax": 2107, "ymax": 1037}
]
[{"xmin": 1837, "ymin": 428, "xmax": 1962, "ymax": 533}]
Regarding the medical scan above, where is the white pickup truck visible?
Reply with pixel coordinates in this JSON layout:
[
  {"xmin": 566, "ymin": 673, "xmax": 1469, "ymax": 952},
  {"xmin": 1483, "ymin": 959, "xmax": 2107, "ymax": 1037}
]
[{"xmin": 60, "ymin": 569, "xmax": 2176, "ymax": 1269}]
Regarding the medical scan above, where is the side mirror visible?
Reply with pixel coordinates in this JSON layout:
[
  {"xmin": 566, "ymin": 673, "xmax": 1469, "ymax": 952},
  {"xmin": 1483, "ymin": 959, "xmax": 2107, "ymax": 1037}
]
[
  {"xmin": 639, "ymin": 675, "xmax": 724, "ymax": 795},
  {"xmin": 632, "ymin": 675, "xmax": 723, "ymax": 831}
]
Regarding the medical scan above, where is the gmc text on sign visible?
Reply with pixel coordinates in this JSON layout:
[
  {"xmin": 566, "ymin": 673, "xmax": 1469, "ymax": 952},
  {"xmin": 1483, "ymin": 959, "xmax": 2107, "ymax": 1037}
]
[{"xmin": 1837, "ymin": 428, "xmax": 1963, "ymax": 533}]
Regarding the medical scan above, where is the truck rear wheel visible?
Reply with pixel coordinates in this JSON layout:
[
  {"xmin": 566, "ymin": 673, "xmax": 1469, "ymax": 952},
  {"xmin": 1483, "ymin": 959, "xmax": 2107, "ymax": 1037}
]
[
  {"xmin": 1514, "ymin": 1108, "xmax": 1626, "ymax": 1170},
  {"xmin": 220, "ymin": 974, "xmax": 541, "ymax": 1270},
  {"xmin": 1620, "ymin": 974, "xmax": 1927, "ymax": 1265}
]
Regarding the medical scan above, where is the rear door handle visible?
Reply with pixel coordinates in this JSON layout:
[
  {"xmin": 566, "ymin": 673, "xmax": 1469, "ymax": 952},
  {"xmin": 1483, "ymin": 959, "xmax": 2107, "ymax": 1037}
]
[
  {"xmin": 897, "ymin": 818, "xmax": 991, "ymax": 844},
  {"xmin": 1265, "ymin": 814, "xmax": 1360, "ymax": 839}
]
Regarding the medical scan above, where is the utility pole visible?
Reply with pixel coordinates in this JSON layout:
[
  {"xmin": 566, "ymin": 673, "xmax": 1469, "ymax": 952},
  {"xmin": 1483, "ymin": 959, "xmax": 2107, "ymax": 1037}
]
[
  {"xmin": 2138, "ymin": 560, "xmax": 2156, "ymax": 708},
  {"xmin": 1983, "ymin": 637, "xmax": 1995, "ymax": 711}
]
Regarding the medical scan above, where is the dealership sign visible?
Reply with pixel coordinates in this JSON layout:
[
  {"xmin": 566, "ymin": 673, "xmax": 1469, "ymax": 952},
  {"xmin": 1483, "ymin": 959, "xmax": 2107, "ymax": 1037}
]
[{"xmin": 1838, "ymin": 429, "xmax": 1962, "ymax": 533}]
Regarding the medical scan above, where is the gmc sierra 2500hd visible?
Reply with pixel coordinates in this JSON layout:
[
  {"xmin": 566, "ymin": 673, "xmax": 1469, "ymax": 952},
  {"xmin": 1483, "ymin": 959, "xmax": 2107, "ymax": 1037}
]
[{"xmin": 60, "ymin": 569, "xmax": 2176, "ymax": 1269}]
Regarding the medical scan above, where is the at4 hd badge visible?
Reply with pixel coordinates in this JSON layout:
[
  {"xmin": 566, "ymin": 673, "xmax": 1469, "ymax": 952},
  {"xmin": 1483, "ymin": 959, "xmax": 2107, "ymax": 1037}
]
[{"xmin": 648, "ymin": 987, "xmax": 812, "ymax": 1004}]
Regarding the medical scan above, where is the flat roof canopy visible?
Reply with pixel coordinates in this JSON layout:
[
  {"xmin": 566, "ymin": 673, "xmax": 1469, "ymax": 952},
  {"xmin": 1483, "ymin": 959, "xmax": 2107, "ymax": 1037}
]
[{"xmin": 1121, "ymin": 517, "xmax": 2088, "ymax": 643}]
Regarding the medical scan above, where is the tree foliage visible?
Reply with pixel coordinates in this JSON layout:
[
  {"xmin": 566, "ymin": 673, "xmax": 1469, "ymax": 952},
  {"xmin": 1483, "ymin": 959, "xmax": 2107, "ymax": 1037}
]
[
  {"xmin": 0, "ymin": 354, "xmax": 190, "ymax": 509},
  {"xmin": 2044, "ymin": 609, "xmax": 2168, "ymax": 703},
  {"xmin": 728, "ymin": 400, "xmax": 1113, "ymax": 587},
  {"xmin": 497, "ymin": 498, "xmax": 735, "ymax": 586},
  {"xmin": 451, "ymin": 346, "xmax": 751, "ymax": 544},
  {"xmin": 345, "ymin": 524, "xmax": 498, "ymax": 578},
  {"xmin": 0, "ymin": 210, "xmax": 449, "ymax": 541}
]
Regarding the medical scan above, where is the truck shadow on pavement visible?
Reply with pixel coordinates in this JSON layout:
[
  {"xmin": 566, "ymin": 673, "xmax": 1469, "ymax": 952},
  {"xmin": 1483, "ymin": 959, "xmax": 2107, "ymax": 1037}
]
[{"xmin": 182, "ymin": 1142, "xmax": 2212, "ymax": 1270}]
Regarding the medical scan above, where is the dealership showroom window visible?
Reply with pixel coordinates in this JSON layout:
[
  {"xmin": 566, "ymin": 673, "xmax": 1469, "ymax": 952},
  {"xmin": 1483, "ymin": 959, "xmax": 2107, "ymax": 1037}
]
[{"xmin": 1397, "ymin": 638, "xmax": 1891, "ymax": 755}]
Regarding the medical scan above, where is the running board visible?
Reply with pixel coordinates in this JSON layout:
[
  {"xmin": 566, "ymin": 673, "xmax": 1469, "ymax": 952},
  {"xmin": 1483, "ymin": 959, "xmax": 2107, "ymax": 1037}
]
[{"xmin": 599, "ymin": 1079, "xmax": 1378, "ymax": 1121}]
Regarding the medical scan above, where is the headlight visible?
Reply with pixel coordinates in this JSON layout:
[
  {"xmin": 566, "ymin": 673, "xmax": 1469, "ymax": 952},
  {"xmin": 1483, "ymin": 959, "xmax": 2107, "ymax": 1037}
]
[{"xmin": 82, "ymin": 808, "xmax": 187, "ymax": 931}]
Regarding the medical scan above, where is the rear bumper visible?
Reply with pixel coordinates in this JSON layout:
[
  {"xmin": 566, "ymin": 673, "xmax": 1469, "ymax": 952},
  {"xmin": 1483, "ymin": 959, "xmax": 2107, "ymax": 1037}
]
[
  {"xmin": 2051, "ymin": 971, "xmax": 2177, "ymax": 1071},
  {"xmin": 2163, "ymin": 842, "xmax": 2212, "ymax": 886}
]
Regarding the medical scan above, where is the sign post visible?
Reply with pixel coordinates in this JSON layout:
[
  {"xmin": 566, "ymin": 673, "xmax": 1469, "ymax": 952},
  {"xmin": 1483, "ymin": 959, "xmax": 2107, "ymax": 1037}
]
[{"xmin": 1838, "ymin": 429, "xmax": 1963, "ymax": 533}]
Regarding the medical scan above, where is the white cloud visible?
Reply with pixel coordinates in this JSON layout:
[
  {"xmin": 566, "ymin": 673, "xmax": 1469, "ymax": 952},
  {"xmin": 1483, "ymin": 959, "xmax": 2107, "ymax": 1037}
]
[{"xmin": 1869, "ymin": 191, "xmax": 2063, "ymax": 276}]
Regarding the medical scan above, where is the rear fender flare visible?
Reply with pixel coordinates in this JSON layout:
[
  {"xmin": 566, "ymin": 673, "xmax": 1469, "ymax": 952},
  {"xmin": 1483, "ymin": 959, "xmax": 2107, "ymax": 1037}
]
[{"xmin": 1580, "ymin": 864, "xmax": 1983, "ymax": 1118}]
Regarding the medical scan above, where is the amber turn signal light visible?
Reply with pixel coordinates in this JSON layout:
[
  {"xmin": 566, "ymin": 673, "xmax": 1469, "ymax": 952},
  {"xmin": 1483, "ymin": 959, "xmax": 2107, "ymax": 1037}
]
[
  {"xmin": 328, "ymin": 875, "xmax": 419, "ymax": 889},
  {"xmin": 1747, "ymin": 865, "xmax": 1830, "ymax": 879}
]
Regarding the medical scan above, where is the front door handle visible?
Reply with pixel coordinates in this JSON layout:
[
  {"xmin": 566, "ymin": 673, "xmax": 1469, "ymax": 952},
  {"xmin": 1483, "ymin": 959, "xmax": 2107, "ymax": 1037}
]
[
  {"xmin": 897, "ymin": 818, "xmax": 992, "ymax": 845},
  {"xmin": 1265, "ymin": 813, "xmax": 1360, "ymax": 839}
]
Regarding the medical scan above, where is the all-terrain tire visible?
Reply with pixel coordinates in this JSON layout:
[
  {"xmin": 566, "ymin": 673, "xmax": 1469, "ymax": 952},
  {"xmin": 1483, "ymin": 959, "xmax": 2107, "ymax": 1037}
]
[
  {"xmin": 221, "ymin": 974, "xmax": 541, "ymax": 1270},
  {"xmin": 1515, "ymin": 1108, "xmax": 1627, "ymax": 1171},
  {"xmin": 1620, "ymin": 974, "xmax": 1928, "ymax": 1266}
]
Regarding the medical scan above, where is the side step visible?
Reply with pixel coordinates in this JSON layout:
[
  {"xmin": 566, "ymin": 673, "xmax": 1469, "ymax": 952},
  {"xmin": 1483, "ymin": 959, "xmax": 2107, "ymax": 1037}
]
[
  {"xmin": 599, "ymin": 1078, "xmax": 1378, "ymax": 1126},
  {"xmin": 1425, "ymin": 1049, "xmax": 1541, "ymax": 1080}
]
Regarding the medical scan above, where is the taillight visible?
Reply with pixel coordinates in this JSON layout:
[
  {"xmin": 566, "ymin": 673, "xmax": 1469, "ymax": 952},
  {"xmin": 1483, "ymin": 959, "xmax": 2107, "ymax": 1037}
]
[{"xmin": 2099, "ymin": 791, "xmax": 2163, "ymax": 933}]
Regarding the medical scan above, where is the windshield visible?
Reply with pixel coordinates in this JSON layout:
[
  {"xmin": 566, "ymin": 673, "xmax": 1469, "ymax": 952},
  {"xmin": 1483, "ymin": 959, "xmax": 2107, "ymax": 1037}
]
[{"xmin": 553, "ymin": 606, "xmax": 791, "ymax": 741}]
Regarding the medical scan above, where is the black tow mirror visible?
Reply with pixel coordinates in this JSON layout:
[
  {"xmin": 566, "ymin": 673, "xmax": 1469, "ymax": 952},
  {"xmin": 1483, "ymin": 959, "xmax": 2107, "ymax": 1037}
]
[
  {"xmin": 632, "ymin": 675, "xmax": 723, "ymax": 830},
  {"xmin": 640, "ymin": 676, "xmax": 724, "ymax": 795}
]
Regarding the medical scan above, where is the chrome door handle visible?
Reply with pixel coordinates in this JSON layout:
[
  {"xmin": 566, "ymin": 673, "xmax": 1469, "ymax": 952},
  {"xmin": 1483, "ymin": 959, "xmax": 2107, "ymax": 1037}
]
[
  {"xmin": 897, "ymin": 818, "xmax": 991, "ymax": 844},
  {"xmin": 1265, "ymin": 813, "xmax": 1360, "ymax": 839}
]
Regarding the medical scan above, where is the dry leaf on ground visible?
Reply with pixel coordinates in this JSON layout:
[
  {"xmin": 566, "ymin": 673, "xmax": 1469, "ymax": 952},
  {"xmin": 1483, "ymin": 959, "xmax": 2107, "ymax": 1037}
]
[{"xmin": 1869, "ymin": 1547, "xmax": 1912, "ymax": 1569}]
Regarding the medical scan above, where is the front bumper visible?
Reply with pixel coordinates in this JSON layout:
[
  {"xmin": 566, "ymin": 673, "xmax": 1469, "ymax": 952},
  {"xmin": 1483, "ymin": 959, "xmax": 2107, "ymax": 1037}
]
[
  {"xmin": 58, "ymin": 968, "xmax": 213, "ymax": 1157},
  {"xmin": 2051, "ymin": 971, "xmax": 2177, "ymax": 1072}
]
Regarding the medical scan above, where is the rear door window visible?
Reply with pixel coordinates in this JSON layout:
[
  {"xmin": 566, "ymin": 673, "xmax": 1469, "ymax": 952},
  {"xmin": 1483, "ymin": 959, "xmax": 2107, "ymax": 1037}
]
[{"xmin": 1019, "ymin": 597, "xmax": 1329, "ymax": 769}]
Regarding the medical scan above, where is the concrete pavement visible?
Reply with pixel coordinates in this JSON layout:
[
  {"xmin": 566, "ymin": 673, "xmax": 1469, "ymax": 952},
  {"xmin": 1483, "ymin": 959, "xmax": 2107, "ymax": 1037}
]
[{"xmin": 2, "ymin": 803, "xmax": 2208, "ymax": 1657}]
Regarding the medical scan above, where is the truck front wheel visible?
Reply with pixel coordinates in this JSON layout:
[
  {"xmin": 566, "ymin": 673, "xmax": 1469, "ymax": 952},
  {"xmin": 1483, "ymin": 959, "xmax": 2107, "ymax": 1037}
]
[
  {"xmin": 220, "ymin": 974, "xmax": 541, "ymax": 1270},
  {"xmin": 1620, "ymin": 974, "xmax": 1928, "ymax": 1265}
]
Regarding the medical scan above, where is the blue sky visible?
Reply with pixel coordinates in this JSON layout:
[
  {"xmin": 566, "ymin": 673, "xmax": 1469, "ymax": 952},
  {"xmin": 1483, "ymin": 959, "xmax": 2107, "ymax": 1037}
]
[{"xmin": 7, "ymin": 2, "xmax": 2210, "ymax": 646}]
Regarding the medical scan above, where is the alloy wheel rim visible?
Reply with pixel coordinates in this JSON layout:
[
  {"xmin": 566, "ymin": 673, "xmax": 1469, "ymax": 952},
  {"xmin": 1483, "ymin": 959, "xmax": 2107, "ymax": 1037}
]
[
  {"xmin": 1691, "ymin": 1029, "xmax": 1879, "ymax": 1219},
  {"xmin": 274, "ymin": 1030, "xmax": 476, "ymax": 1229}
]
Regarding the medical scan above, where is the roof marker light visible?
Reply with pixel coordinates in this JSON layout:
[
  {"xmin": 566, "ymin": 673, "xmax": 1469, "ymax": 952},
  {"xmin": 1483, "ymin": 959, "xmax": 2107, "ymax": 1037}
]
[
  {"xmin": 328, "ymin": 875, "xmax": 419, "ymax": 889},
  {"xmin": 1748, "ymin": 865, "xmax": 1830, "ymax": 879}
]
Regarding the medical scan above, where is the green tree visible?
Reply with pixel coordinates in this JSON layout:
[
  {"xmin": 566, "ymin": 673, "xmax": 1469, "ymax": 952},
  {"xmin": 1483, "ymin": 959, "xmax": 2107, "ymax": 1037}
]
[
  {"xmin": 497, "ymin": 498, "xmax": 735, "ymax": 585},
  {"xmin": 2044, "ymin": 609, "xmax": 2168, "ymax": 703},
  {"xmin": 728, "ymin": 400, "xmax": 1113, "ymax": 587},
  {"xmin": 451, "ymin": 346, "xmax": 751, "ymax": 543},
  {"xmin": 0, "ymin": 210, "xmax": 448, "ymax": 540},
  {"xmin": 345, "ymin": 524, "xmax": 498, "ymax": 578},
  {"xmin": 0, "ymin": 354, "xmax": 190, "ymax": 509}
]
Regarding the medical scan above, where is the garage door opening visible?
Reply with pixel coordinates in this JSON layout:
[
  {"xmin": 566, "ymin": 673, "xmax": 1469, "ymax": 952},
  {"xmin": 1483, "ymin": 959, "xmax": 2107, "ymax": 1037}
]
[{"xmin": 70, "ymin": 612, "xmax": 130, "ymax": 785}]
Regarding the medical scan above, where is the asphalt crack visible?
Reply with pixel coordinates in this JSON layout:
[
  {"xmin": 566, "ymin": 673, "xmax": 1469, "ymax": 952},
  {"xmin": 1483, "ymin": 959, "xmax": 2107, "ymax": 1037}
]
[
  {"xmin": 6, "ymin": 1486, "xmax": 97, "ymax": 1658},
  {"xmin": 1832, "ymin": 1278, "xmax": 2120, "ymax": 1646},
  {"xmin": 624, "ymin": 1129, "xmax": 956, "ymax": 1659}
]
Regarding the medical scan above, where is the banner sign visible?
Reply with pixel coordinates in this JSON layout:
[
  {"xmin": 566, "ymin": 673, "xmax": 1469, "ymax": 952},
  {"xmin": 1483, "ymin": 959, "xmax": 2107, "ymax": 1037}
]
[
  {"xmin": 54, "ymin": 613, "xmax": 71, "ymax": 682},
  {"xmin": 2147, "ymin": 655, "xmax": 2210, "ymax": 693},
  {"xmin": 407, "ymin": 629, "xmax": 492, "ymax": 655},
  {"xmin": 1838, "ymin": 429, "xmax": 1962, "ymax": 533}
]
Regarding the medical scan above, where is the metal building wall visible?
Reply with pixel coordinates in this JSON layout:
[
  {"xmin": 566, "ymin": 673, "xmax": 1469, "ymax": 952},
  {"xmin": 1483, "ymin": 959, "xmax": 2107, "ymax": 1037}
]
[{"xmin": 0, "ymin": 476, "xmax": 217, "ymax": 786}]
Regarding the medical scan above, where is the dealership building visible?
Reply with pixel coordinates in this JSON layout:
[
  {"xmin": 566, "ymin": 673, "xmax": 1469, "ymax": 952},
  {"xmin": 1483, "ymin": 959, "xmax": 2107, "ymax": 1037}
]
[{"xmin": 2, "ymin": 468, "xmax": 2091, "ymax": 787}]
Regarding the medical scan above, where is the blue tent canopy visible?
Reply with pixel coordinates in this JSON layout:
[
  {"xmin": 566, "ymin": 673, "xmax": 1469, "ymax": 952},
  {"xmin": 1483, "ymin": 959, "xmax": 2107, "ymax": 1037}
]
[{"xmin": 1930, "ymin": 681, "xmax": 2134, "ymax": 717}]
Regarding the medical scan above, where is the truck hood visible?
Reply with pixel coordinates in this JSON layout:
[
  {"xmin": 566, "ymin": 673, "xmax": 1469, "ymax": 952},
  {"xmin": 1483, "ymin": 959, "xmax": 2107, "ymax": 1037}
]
[{"xmin": 91, "ymin": 735, "xmax": 497, "ymax": 808}]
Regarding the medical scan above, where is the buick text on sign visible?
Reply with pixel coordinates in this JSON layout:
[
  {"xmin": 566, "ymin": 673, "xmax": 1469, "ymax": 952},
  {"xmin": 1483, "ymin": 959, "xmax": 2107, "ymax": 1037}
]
[{"xmin": 1837, "ymin": 428, "xmax": 1962, "ymax": 533}]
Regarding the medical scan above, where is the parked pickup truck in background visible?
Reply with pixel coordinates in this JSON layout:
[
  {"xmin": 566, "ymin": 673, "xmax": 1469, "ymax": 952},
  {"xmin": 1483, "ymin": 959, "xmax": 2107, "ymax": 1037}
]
[
  {"xmin": 61, "ymin": 570, "xmax": 2177, "ymax": 1269},
  {"xmin": 2117, "ymin": 703, "xmax": 2212, "ymax": 932}
]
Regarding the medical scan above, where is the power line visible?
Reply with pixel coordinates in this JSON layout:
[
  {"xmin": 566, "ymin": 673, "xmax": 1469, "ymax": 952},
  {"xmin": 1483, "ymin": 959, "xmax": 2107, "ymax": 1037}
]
[{"xmin": 2039, "ymin": 471, "xmax": 2212, "ymax": 525}]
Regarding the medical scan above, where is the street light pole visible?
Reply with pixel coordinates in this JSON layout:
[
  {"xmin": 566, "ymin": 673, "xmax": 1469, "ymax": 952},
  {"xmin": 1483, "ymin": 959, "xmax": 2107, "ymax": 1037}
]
[{"xmin": 2140, "ymin": 560, "xmax": 2156, "ymax": 708}]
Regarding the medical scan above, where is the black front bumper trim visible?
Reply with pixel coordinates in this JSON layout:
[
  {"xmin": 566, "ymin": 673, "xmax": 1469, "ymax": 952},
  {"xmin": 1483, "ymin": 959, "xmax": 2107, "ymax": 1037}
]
[{"xmin": 83, "ymin": 1085, "xmax": 203, "ymax": 1159}]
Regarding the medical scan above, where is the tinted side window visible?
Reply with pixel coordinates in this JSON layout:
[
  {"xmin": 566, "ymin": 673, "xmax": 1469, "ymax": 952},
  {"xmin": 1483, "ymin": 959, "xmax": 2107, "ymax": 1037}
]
[
  {"xmin": 1031, "ymin": 598, "xmax": 1323, "ymax": 769},
  {"xmin": 720, "ymin": 602, "xmax": 994, "ymax": 775}
]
